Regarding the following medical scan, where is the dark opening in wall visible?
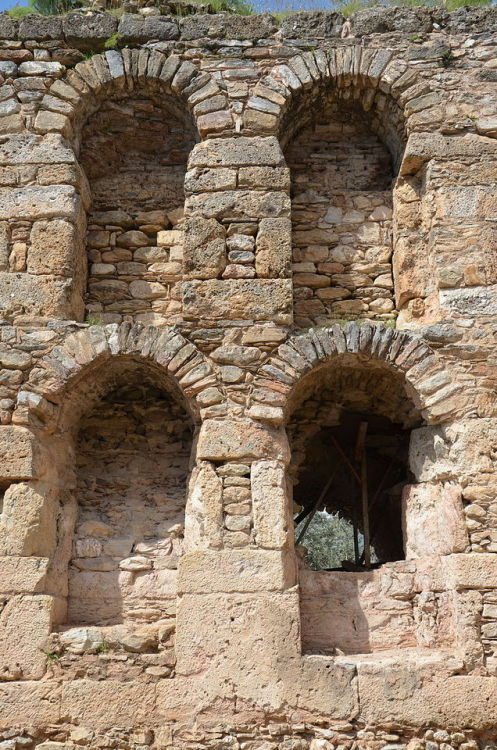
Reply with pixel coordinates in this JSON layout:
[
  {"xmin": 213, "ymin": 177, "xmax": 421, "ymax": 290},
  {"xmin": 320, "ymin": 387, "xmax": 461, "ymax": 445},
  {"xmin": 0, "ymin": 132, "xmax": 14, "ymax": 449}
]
[
  {"xmin": 294, "ymin": 409, "xmax": 411, "ymax": 570},
  {"xmin": 287, "ymin": 355, "xmax": 421, "ymax": 571}
]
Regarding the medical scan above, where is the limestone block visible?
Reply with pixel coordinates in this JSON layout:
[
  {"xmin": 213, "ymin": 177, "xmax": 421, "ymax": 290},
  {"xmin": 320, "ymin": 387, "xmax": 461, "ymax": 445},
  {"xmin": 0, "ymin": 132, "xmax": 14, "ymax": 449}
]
[
  {"xmin": 0, "ymin": 681, "xmax": 61, "ymax": 728},
  {"xmin": 28, "ymin": 219, "xmax": 80, "ymax": 276},
  {"xmin": 251, "ymin": 460, "xmax": 291, "ymax": 549},
  {"xmin": 184, "ymin": 462, "xmax": 223, "ymax": 552},
  {"xmin": 443, "ymin": 554, "xmax": 497, "ymax": 590},
  {"xmin": 183, "ymin": 216, "xmax": 226, "ymax": 279},
  {"xmin": 61, "ymin": 680, "xmax": 157, "ymax": 729},
  {"xmin": 182, "ymin": 279, "xmax": 293, "ymax": 324},
  {"xmin": 197, "ymin": 419, "xmax": 290, "ymax": 462},
  {"xmin": 292, "ymin": 655, "xmax": 358, "ymax": 719},
  {"xmin": 188, "ymin": 137, "xmax": 284, "ymax": 168},
  {"xmin": 402, "ymin": 483, "xmax": 469, "ymax": 558},
  {"xmin": 0, "ymin": 557, "xmax": 49, "ymax": 593},
  {"xmin": 409, "ymin": 419, "xmax": 497, "ymax": 483},
  {"xmin": 0, "ymin": 426, "xmax": 40, "ymax": 480},
  {"xmin": 0, "ymin": 272, "xmax": 84, "ymax": 319},
  {"xmin": 177, "ymin": 549, "xmax": 297, "ymax": 594},
  {"xmin": 0, "ymin": 133, "xmax": 75, "ymax": 166},
  {"xmin": 0, "ymin": 594, "xmax": 54, "ymax": 680},
  {"xmin": 175, "ymin": 591, "xmax": 301, "ymax": 688},
  {"xmin": 184, "ymin": 167, "xmax": 237, "ymax": 193},
  {"xmin": 186, "ymin": 190, "xmax": 290, "ymax": 221},
  {"xmin": 0, "ymin": 186, "xmax": 79, "ymax": 221},
  {"xmin": 357, "ymin": 660, "xmax": 497, "ymax": 728},
  {"xmin": 401, "ymin": 132, "xmax": 497, "ymax": 175},
  {"xmin": 255, "ymin": 218, "xmax": 292, "ymax": 278},
  {"xmin": 440, "ymin": 286, "xmax": 497, "ymax": 316}
]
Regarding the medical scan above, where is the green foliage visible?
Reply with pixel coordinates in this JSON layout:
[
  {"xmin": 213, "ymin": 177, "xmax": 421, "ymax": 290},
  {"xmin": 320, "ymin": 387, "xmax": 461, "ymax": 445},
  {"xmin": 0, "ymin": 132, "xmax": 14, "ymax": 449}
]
[
  {"xmin": 337, "ymin": 0, "xmax": 492, "ymax": 14},
  {"xmin": 297, "ymin": 510, "xmax": 378, "ymax": 570},
  {"xmin": 86, "ymin": 313, "xmax": 105, "ymax": 326},
  {"xmin": 104, "ymin": 32, "xmax": 124, "ymax": 50},
  {"xmin": 441, "ymin": 48, "xmax": 454, "ymax": 66},
  {"xmin": 7, "ymin": 4, "xmax": 32, "ymax": 17},
  {"xmin": 23, "ymin": 0, "xmax": 82, "ymax": 15},
  {"xmin": 45, "ymin": 651, "xmax": 60, "ymax": 662},
  {"xmin": 296, "ymin": 511, "xmax": 358, "ymax": 570}
]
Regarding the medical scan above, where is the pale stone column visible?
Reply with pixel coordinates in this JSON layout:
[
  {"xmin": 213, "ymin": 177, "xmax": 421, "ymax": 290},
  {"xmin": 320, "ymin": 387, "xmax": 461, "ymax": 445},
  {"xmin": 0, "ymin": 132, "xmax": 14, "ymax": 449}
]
[
  {"xmin": 182, "ymin": 136, "xmax": 293, "ymax": 326},
  {"xmin": 176, "ymin": 417, "xmax": 302, "ymax": 688},
  {"xmin": 0, "ymin": 132, "xmax": 88, "ymax": 321},
  {"xmin": 0, "ymin": 425, "xmax": 62, "ymax": 678}
]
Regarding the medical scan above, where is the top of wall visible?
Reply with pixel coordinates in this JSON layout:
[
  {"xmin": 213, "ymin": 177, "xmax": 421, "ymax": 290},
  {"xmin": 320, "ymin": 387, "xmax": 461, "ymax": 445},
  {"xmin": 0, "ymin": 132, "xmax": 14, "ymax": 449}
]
[{"xmin": 0, "ymin": 5, "xmax": 497, "ymax": 48}]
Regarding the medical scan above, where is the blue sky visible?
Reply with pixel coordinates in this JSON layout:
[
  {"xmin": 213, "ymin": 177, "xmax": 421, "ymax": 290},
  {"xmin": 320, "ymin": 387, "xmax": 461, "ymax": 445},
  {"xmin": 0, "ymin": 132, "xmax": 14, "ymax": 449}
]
[{"xmin": 0, "ymin": 0, "xmax": 337, "ymax": 13}]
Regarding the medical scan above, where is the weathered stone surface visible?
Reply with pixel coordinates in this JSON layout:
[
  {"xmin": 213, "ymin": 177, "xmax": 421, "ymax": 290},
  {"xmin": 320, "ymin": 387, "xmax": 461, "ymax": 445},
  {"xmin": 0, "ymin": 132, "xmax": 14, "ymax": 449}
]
[
  {"xmin": 402, "ymin": 483, "xmax": 469, "ymax": 558},
  {"xmin": 188, "ymin": 137, "xmax": 284, "ymax": 168},
  {"xmin": 63, "ymin": 11, "xmax": 117, "ymax": 47},
  {"xmin": 183, "ymin": 216, "xmax": 226, "ymax": 279},
  {"xmin": 178, "ymin": 549, "xmax": 296, "ymax": 593},
  {"xmin": 118, "ymin": 14, "xmax": 179, "ymax": 42},
  {"xmin": 182, "ymin": 279, "xmax": 292, "ymax": 323},
  {"xmin": 0, "ymin": 426, "xmax": 39, "ymax": 480},
  {"xmin": 197, "ymin": 418, "xmax": 290, "ymax": 462}
]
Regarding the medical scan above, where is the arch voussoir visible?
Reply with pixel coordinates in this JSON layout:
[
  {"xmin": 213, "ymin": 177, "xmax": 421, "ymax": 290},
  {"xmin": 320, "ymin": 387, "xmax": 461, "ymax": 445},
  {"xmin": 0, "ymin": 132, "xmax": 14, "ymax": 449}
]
[
  {"xmin": 251, "ymin": 322, "xmax": 466, "ymax": 425},
  {"xmin": 19, "ymin": 323, "xmax": 221, "ymax": 427}
]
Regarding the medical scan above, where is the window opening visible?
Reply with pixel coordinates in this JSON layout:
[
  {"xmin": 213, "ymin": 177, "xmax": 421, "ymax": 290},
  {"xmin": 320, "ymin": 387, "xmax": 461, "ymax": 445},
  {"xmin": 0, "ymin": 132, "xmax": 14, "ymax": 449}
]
[{"xmin": 293, "ymin": 410, "xmax": 411, "ymax": 571}]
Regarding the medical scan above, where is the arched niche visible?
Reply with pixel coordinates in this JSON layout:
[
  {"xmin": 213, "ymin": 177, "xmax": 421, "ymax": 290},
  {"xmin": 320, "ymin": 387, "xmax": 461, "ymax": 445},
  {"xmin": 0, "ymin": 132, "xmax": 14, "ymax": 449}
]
[
  {"xmin": 281, "ymin": 75, "xmax": 406, "ymax": 330},
  {"xmin": 78, "ymin": 84, "xmax": 198, "ymax": 327},
  {"xmin": 45, "ymin": 353, "xmax": 196, "ymax": 658}
]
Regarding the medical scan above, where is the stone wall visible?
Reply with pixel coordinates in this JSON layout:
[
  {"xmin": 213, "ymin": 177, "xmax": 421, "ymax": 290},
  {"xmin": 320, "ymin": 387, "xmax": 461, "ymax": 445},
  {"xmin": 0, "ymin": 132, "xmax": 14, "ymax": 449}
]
[{"xmin": 0, "ymin": 6, "xmax": 497, "ymax": 750}]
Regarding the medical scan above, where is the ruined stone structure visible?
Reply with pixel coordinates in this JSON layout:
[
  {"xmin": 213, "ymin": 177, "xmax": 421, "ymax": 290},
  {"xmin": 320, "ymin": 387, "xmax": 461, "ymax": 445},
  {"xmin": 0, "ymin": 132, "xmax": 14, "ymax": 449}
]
[{"xmin": 0, "ymin": 4, "xmax": 497, "ymax": 749}]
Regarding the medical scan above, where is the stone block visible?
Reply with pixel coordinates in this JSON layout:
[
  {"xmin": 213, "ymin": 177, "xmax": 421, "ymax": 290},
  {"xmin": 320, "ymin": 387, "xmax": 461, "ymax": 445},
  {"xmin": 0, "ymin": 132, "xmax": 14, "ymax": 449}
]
[
  {"xmin": 280, "ymin": 10, "xmax": 343, "ymax": 38},
  {"xmin": 180, "ymin": 12, "xmax": 276, "ymax": 41},
  {"xmin": 409, "ymin": 420, "xmax": 497, "ymax": 483},
  {"xmin": 182, "ymin": 279, "xmax": 293, "ymax": 324},
  {"xmin": 186, "ymin": 190, "xmax": 290, "ymax": 221},
  {"xmin": 440, "ymin": 286, "xmax": 497, "ymax": 316},
  {"xmin": 0, "ymin": 186, "xmax": 79, "ymax": 221},
  {"xmin": 0, "ymin": 272, "xmax": 84, "ymax": 320},
  {"xmin": 357, "ymin": 661, "xmax": 497, "ymax": 728},
  {"xmin": 0, "ymin": 482, "xmax": 57, "ymax": 560},
  {"xmin": 18, "ymin": 14, "xmax": 63, "ymax": 40},
  {"xmin": 443, "ymin": 554, "xmax": 497, "ymax": 590},
  {"xmin": 0, "ymin": 133, "xmax": 75, "ymax": 166},
  {"xmin": 0, "ymin": 557, "xmax": 49, "ymax": 593},
  {"xmin": 183, "ymin": 216, "xmax": 226, "ymax": 279},
  {"xmin": 61, "ymin": 680, "xmax": 157, "ymax": 729},
  {"xmin": 63, "ymin": 11, "xmax": 117, "ymax": 48},
  {"xmin": 188, "ymin": 137, "xmax": 284, "ymax": 168},
  {"xmin": 184, "ymin": 462, "xmax": 223, "ymax": 552},
  {"xmin": 117, "ymin": 14, "xmax": 179, "ymax": 43},
  {"xmin": 177, "ymin": 549, "xmax": 297, "ymax": 594},
  {"xmin": 293, "ymin": 655, "xmax": 358, "ymax": 718},
  {"xmin": 255, "ymin": 218, "xmax": 292, "ymax": 278},
  {"xmin": 28, "ymin": 219, "xmax": 79, "ymax": 277},
  {"xmin": 197, "ymin": 418, "xmax": 290, "ymax": 462},
  {"xmin": 175, "ymin": 591, "xmax": 301, "ymax": 692},
  {"xmin": 402, "ymin": 482, "xmax": 469, "ymax": 558},
  {"xmin": 0, "ymin": 426, "xmax": 40, "ymax": 480},
  {"xmin": 0, "ymin": 681, "xmax": 61, "ymax": 728},
  {"xmin": 251, "ymin": 460, "xmax": 291, "ymax": 549},
  {"xmin": 0, "ymin": 594, "xmax": 54, "ymax": 680}
]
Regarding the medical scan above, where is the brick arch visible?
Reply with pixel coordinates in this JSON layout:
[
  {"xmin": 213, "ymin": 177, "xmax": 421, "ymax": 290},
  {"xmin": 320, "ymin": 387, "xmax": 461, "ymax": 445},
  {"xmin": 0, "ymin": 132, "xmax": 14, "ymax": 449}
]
[
  {"xmin": 18, "ymin": 323, "xmax": 223, "ymax": 428},
  {"xmin": 249, "ymin": 49, "xmax": 434, "ymax": 155},
  {"xmin": 39, "ymin": 50, "xmax": 233, "ymax": 143},
  {"xmin": 250, "ymin": 322, "xmax": 466, "ymax": 425}
]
